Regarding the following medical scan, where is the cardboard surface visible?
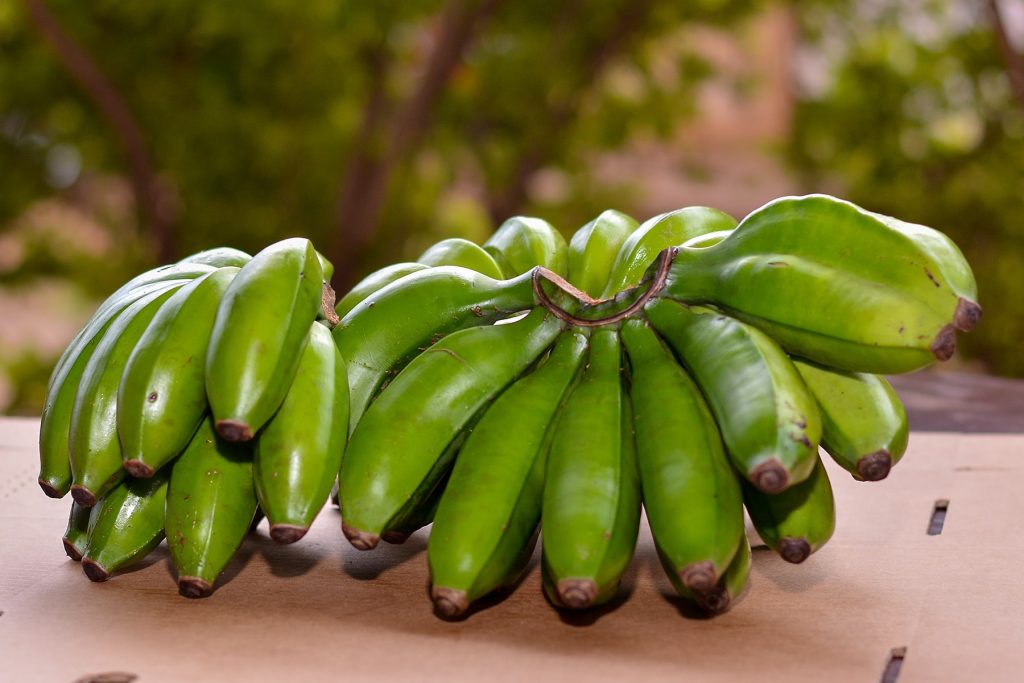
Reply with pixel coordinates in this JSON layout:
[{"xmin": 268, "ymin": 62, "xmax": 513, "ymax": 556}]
[{"xmin": 1, "ymin": 416, "xmax": 1022, "ymax": 682}]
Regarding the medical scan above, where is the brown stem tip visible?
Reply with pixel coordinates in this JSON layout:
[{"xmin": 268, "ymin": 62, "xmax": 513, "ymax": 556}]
[
  {"xmin": 38, "ymin": 479, "xmax": 63, "ymax": 499},
  {"xmin": 215, "ymin": 419, "xmax": 254, "ymax": 442},
  {"xmin": 857, "ymin": 450, "xmax": 892, "ymax": 482},
  {"xmin": 751, "ymin": 460, "xmax": 789, "ymax": 494},
  {"xmin": 70, "ymin": 485, "xmax": 97, "ymax": 508},
  {"xmin": 930, "ymin": 324, "xmax": 957, "ymax": 361},
  {"xmin": 321, "ymin": 283, "xmax": 341, "ymax": 327},
  {"xmin": 341, "ymin": 523, "xmax": 380, "ymax": 551},
  {"xmin": 779, "ymin": 537, "xmax": 811, "ymax": 564},
  {"xmin": 123, "ymin": 460, "xmax": 156, "ymax": 479},
  {"xmin": 696, "ymin": 587, "xmax": 731, "ymax": 615},
  {"xmin": 431, "ymin": 587, "xmax": 469, "ymax": 619},
  {"xmin": 178, "ymin": 576, "xmax": 214, "ymax": 599},
  {"xmin": 680, "ymin": 561, "xmax": 717, "ymax": 592},
  {"xmin": 82, "ymin": 558, "xmax": 110, "ymax": 582},
  {"xmin": 954, "ymin": 298, "xmax": 982, "ymax": 332},
  {"xmin": 63, "ymin": 538, "xmax": 84, "ymax": 562},
  {"xmin": 381, "ymin": 530, "xmax": 410, "ymax": 545},
  {"xmin": 556, "ymin": 578, "xmax": 597, "ymax": 610},
  {"xmin": 269, "ymin": 524, "xmax": 308, "ymax": 545}
]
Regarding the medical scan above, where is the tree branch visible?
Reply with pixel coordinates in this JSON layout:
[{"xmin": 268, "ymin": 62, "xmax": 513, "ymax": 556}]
[
  {"xmin": 22, "ymin": 0, "xmax": 177, "ymax": 261},
  {"xmin": 990, "ymin": 0, "xmax": 1024, "ymax": 110}
]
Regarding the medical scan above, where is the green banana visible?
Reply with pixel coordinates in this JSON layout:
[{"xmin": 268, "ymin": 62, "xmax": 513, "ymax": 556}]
[
  {"xmin": 315, "ymin": 249, "xmax": 335, "ymax": 284},
  {"xmin": 81, "ymin": 469, "xmax": 169, "ymax": 582},
  {"xmin": 166, "ymin": 416, "xmax": 257, "ymax": 598},
  {"xmin": 662, "ymin": 194, "xmax": 981, "ymax": 373},
  {"xmin": 681, "ymin": 229, "xmax": 732, "ymax": 249},
  {"xmin": 602, "ymin": 207, "xmax": 736, "ymax": 297},
  {"xmin": 335, "ymin": 263, "xmax": 429, "ymax": 318},
  {"xmin": 541, "ymin": 327, "xmax": 641, "ymax": 610},
  {"xmin": 39, "ymin": 278, "xmax": 191, "ymax": 498},
  {"xmin": 417, "ymin": 238, "xmax": 504, "ymax": 280},
  {"xmin": 339, "ymin": 307, "xmax": 564, "ymax": 550},
  {"xmin": 567, "ymin": 210, "xmax": 638, "ymax": 298},
  {"xmin": 178, "ymin": 247, "xmax": 252, "ymax": 268},
  {"xmin": 118, "ymin": 267, "xmax": 240, "ymax": 477},
  {"xmin": 62, "ymin": 502, "xmax": 94, "ymax": 561},
  {"xmin": 69, "ymin": 286, "xmax": 183, "ymax": 506},
  {"xmin": 645, "ymin": 298, "xmax": 821, "ymax": 494},
  {"xmin": 621, "ymin": 318, "xmax": 744, "ymax": 592},
  {"xmin": 483, "ymin": 216, "xmax": 568, "ymax": 277},
  {"xmin": 206, "ymin": 238, "xmax": 324, "ymax": 441},
  {"xmin": 87, "ymin": 263, "xmax": 216, "ymax": 326},
  {"xmin": 793, "ymin": 358, "xmax": 909, "ymax": 481},
  {"xmin": 743, "ymin": 455, "xmax": 836, "ymax": 564},
  {"xmin": 429, "ymin": 331, "xmax": 588, "ymax": 617},
  {"xmin": 254, "ymin": 322, "xmax": 348, "ymax": 543},
  {"xmin": 696, "ymin": 535, "xmax": 752, "ymax": 614},
  {"xmin": 333, "ymin": 267, "xmax": 537, "ymax": 434}
]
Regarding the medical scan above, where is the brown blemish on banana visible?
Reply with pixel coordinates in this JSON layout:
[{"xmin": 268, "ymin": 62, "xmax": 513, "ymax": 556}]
[
  {"xmin": 82, "ymin": 558, "xmax": 110, "ymax": 582},
  {"xmin": 954, "ymin": 298, "xmax": 982, "ymax": 332},
  {"xmin": 70, "ymin": 485, "xmax": 97, "ymax": 508},
  {"xmin": 930, "ymin": 324, "xmax": 957, "ymax": 361},
  {"xmin": 63, "ymin": 538, "xmax": 84, "ymax": 561},
  {"xmin": 215, "ymin": 419, "xmax": 254, "ymax": 442},
  {"xmin": 751, "ymin": 459, "xmax": 789, "ymax": 494},
  {"xmin": 342, "ymin": 523, "xmax": 380, "ymax": 551},
  {"xmin": 431, "ymin": 587, "xmax": 469, "ymax": 618},
  {"xmin": 178, "ymin": 576, "xmax": 214, "ymax": 599},
  {"xmin": 680, "ymin": 561, "xmax": 717, "ymax": 592},
  {"xmin": 857, "ymin": 450, "xmax": 892, "ymax": 481},
  {"xmin": 123, "ymin": 460, "xmax": 156, "ymax": 479},
  {"xmin": 779, "ymin": 537, "xmax": 811, "ymax": 564},
  {"xmin": 557, "ymin": 578, "xmax": 598, "ymax": 609},
  {"xmin": 924, "ymin": 267, "xmax": 940, "ymax": 287},
  {"xmin": 269, "ymin": 524, "xmax": 308, "ymax": 544}
]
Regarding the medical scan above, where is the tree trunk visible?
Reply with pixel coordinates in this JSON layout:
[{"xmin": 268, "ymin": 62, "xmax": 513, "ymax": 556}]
[{"xmin": 990, "ymin": 0, "xmax": 1024, "ymax": 110}]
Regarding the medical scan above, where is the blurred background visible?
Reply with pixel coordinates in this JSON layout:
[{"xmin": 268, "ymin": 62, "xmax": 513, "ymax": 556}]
[{"xmin": 2, "ymin": 0, "xmax": 1022, "ymax": 415}]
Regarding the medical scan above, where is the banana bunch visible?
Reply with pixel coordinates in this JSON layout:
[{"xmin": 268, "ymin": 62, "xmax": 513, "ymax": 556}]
[{"xmin": 40, "ymin": 194, "xmax": 979, "ymax": 618}]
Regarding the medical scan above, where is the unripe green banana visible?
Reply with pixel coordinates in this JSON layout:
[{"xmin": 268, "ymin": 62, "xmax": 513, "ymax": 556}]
[
  {"xmin": 339, "ymin": 307, "xmax": 564, "ymax": 550},
  {"xmin": 206, "ymin": 238, "xmax": 324, "ymax": 441},
  {"xmin": 333, "ymin": 267, "xmax": 536, "ymax": 434},
  {"xmin": 429, "ymin": 331, "xmax": 588, "ymax": 617},
  {"xmin": 178, "ymin": 247, "xmax": 252, "ymax": 268},
  {"xmin": 793, "ymin": 358, "xmax": 909, "ymax": 481},
  {"xmin": 81, "ymin": 469, "xmax": 169, "ymax": 582},
  {"xmin": 645, "ymin": 298, "xmax": 821, "ymax": 494},
  {"xmin": 698, "ymin": 535, "xmax": 752, "ymax": 614},
  {"xmin": 334, "ymin": 263, "xmax": 429, "ymax": 318},
  {"xmin": 681, "ymin": 229, "xmax": 732, "ymax": 249},
  {"xmin": 315, "ymin": 249, "xmax": 335, "ymax": 284},
  {"xmin": 86, "ymin": 263, "xmax": 216, "ymax": 327},
  {"xmin": 69, "ymin": 286, "xmax": 183, "ymax": 506},
  {"xmin": 541, "ymin": 328, "xmax": 641, "ymax": 610},
  {"xmin": 63, "ymin": 502, "xmax": 94, "ymax": 561},
  {"xmin": 742, "ymin": 455, "xmax": 835, "ymax": 564},
  {"xmin": 483, "ymin": 216, "xmax": 568, "ymax": 277},
  {"xmin": 663, "ymin": 195, "xmax": 981, "ymax": 373},
  {"xmin": 567, "ymin": 210, "xmax": 638, "ymax": 298},
  {"xmin": 254, "ymin": 322, "xmax": 348, "ymax": 543},
  {"xmin": 118, "ymin": 267, "xmax": 240, "ymax": 477},
  {"xmin": 621, "ymin": 318, "xmax": 743, "ymax": 592},
  {"xmin": 39, "ymin": 279, "xmax": 191, "ymax": 498},
  {"xmin": 417, "ymin": 238, "xmax": 504, "ymax": 280},
  {"xmin": 166, "ymin": 416, "xmax": 257, "ymax": 598},
  {"xmin": 602, "ymin": 207, "xmax": 736, "ymax": 297}
]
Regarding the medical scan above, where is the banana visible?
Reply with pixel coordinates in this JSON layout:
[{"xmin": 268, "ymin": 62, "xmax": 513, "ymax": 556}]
[
  {"xmin": 178, "ymin": 247, "xmax": 252, "ymax": 268},
  {"xmin": 417, "ymin": 238, "xmax": 504, "ymax": 280},
  {"xmin": 567, "ymin": 210, "xmax": 638, "ymax": 298},
  {"xmin": 166, "ymin": 415, "xmax": 257, "ymax": 598},
  {"xmin": 621, "ymin": 318, "xmax": 744, "ymax": 592},
  {"xmin": 645, "ymin": 298, "xmax": 821, "ymax": 494},
  {"xmin": 62, "ymin": 502, "xmax": 94, "ymax": 561},
  {"xmin": 68, "ymin": 286, "xmax": 183, "ymax": 506},
  {"xmin": 334, "ymin": 263, "xmax": 429, "ymax": 319},
  {"xmin": 333, "ymin": 266, "xmax": 536, "ymax": 434},
  {"xmin": 541, "ymin": 327, "xmax": 641, "ymax": 610},
  {"xmin": 339, "ymin": 307, "xmax": 564, "ymax": 550},
  {"xmin": 254, "ymin": 322, "xmax": 348, "ymax": 543},
  {"xmin": 81, "ymin": 469, "xmax": 169, "ymax": 582},
  {"xmin": 697, "ymin": 535, "xmax": 752, "ymax": 614},
  {"xmin": 206, "ymin": 238, "xmax": 324, "ymax": 441},
  {"xmin": 681, "ymin": 229, "xmax": 732, "ymax": 249},
  {"xmin": 663, "ymin": 194, "xmax": 981, "ymax": 373},
  {"xmin": 429, "ymin": 331, "xmax": 588, "ymax": 617},
  {"xmin": 793, "ymin": 358, "xmax": 909, "ymax": 481},
  {"xmin": 743, "ymin": 455, "xmax": 836, "ymax": 564},
  {"xmin": 315, "ymin": 249, "xmax": 335, "ymax": 284},
  {"xmin": 87, "ymin": 263, "xmax": 216, "ymax": 326},
  {"xmin": 39, "ymin": 279, "xmax": 192, "ymax": 498},
  {"xmin": 118, "ymin": 267, "xmax": 240, "ymax": 477},
  {"xmin": 602, "ymin": 207, "xmax": 736, "ymax": 297},
  {"xmin": 483, "ymin": 216, "xmax": 568, "ymax": 277}
]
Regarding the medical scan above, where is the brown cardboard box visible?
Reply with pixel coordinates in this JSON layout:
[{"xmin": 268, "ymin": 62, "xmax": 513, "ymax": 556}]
[{"xmin": 1, "ymin": 415, "xmax": 1021, "ymax": 682}]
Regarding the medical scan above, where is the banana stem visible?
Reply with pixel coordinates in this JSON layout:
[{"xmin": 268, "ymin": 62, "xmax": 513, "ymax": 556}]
[{"xmin": 533, "ymin": 248, "xmax": 676, "ymax": 327}]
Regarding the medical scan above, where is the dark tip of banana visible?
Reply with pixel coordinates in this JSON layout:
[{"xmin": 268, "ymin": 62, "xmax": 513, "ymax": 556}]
[
  {"xmin": 696, "ymin": 587, "xmax": 731, "ymax": 615},
  {"xmin": 857, "ymin": 450, "xmax": 892, "ymax": 482},
  {"xmin": 751, "ymin": 460, "xmax": 789, "ymax": 494},
  {"xmin": 63, "ymin": 538, "xmax": 83, "ymax": 562},
  {"xmin": 82, "ymin": 558, "xmax": 110, "ymax": 582},
  {"xmin": 680, "ymin": 561, "xmax": 717, "ymax": 592},
  {"xmin": 215, "ymin": 419, "xmax": 254, "ymax": 442},
  {"xmin": 269, "ymin": 524, "xmax": 308, "ymax": 544},
  {"xmin": 69, "ymin": 485, "xmax": 97, "ymax": 508},
  {"xmin": 38, "ymin": 479, "xmax": 63, "ymax": 499},
  {"xmin": 380, "ymin": 530, "xmax": 410, "ymax": 545},
  {"xmin": 930, "ymin": 324, "xmax": 957, "ymax": 361},
  {"xmin": 341, "ymin": 523, "xmax": 380, "ymax": 551},
  {"xmin": 954, "ymin": 298, "xmax": 982, "ymax": 332},
  {"xmin": 556, "ymin": 579, "xmax": 597, "ymax": 610},
  {"xmin": 123, "ymin": 459, "xmax": 156, "ymax": 479},
  {"xmin": 779, "ymin": 537, "xmax": 811, "ymax": 564},
  {"xmin": 431, "ymin": 587, "xmax": 468, "ymax": 618},
  {"xmin": 178, "ymin": 576, "xmax": 214, "ymax": 599}
]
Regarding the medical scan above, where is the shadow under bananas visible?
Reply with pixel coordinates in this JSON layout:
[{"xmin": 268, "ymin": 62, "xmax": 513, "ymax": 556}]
[{"xmin": 340, "ymin": 531, "xmax": 429, "ymax": 582}]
